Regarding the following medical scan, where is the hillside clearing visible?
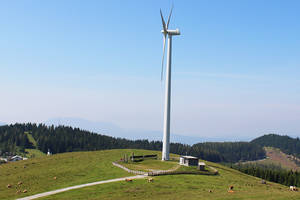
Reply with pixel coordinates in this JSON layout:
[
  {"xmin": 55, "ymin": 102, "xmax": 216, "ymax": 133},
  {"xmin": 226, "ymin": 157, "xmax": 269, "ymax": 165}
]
[
  {"xmin": 24, "ymin": 132, "xmax": 37, "ymax": 148},
  {"xmin": 25, "ymin": 149, "xmax": 46, "ymax": 158},
  {"xmin": 241, "ymin": 147, "xmax": 300, "ymax": 171}
]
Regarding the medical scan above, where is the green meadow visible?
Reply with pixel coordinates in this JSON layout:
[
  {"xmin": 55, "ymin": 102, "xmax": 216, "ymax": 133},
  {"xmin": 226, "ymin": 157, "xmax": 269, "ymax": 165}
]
[
  {"xmin": 1, "ymin": 149, "xmax": 156, "ymax": 200},
  {"xmin": 1, "ymin": 149, "xmax": 300, "ymax": 200}
]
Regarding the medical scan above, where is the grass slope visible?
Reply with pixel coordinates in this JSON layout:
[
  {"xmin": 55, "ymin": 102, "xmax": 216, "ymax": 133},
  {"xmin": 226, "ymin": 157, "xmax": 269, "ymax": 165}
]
[
  {"xmin": 242, "ymin": 147, "xmax": 300, "ymax": 171},
  {"xmin": 25, "ymin": 132, "xmax": 37, "ymax": 148},
  {"xmin": 121, "ymin": 159, "xmax": 178, "ymax": 172},
  {"xmin": 25, "ymin": 149, "xmax": 46, "ymax": 158},
  {"xmin": 1, "ymin": 149, "xmax": 300, "ymax": 200},
  {"xmin": 41, "ymin": 160, "xmax": 300, "ymax": 200},
  {"xmin": 23, "ymin": 132, "xmax": 46, "ymax": 158},
  {"xmin": 0, "ymin": 149, "xmax": 159, "ymax": 200}
]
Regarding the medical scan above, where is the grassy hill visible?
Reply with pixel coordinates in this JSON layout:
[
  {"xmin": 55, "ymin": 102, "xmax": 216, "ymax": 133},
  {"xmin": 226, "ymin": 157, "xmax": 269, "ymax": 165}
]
[
  {"xmin": 251, "ymin": 134, "xmax": 300, "ymax": 158},
  {"xmin": 1, "ymin": 149, "xmax": 300, "ymax": 200},
  {"xmin": 241, "ymin": 147, "xmax": 300, "ymax": 171}
]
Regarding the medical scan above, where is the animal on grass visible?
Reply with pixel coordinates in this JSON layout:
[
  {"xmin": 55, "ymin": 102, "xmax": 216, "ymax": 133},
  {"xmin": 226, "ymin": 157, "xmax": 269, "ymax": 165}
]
[
  {"xmin": 148, "ymin": 178, "xmax": 154, "ymax": 183},
  {"xmin": 228, "ymin": 185, "xmax": 234, "ymax": 193},
  {"xmin": 290, "ymin": 186, "xmax": 298, "ymax": 191}
]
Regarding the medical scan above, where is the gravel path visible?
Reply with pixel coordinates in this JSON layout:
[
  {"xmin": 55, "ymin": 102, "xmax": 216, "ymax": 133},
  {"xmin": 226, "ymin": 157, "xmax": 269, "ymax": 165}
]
[{"xmin": 17, "ymin": 175, "xmax": 147, "ymax": 200}]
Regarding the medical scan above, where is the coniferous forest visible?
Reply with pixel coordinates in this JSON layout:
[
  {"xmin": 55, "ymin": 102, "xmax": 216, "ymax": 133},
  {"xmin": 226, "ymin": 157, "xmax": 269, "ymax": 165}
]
[
  {"xmin": 0, "ymin": 123, "xmax": 266, "ymax": 163},
  {"xmin": 251, "ymin": 134, "xmax": 300, "ymax": 157},
  {"xmin": 232, "ymin": 163, "xmax": 300, "ymax": 187}
]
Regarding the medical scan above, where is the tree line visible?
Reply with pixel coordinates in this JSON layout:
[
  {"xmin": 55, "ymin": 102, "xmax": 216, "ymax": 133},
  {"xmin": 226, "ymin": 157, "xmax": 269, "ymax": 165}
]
[
  {"xmin": 0, "ymin": 124, "xmax": 33, "ymax": 155},
  {"xmin": 0, "ymin": 123, "xmax": 265, "ymax": 163},
  {"xmin": 232, "ymin": 163, "xmax": 300, "ymax": 187}
]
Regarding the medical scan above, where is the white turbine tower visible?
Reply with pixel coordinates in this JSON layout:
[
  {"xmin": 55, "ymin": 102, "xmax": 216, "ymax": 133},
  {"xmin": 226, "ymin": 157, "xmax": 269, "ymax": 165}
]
[{"xmin": 160, "ymin": 7, "xmax": 180, "ymax": 161}]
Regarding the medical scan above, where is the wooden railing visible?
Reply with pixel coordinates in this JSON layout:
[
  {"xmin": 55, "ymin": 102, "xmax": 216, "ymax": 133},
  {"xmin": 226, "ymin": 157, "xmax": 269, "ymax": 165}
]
[
  {"xmin": 112, "ymin": 162, "xmax": 146, "ymax": 175},
  {"xmin": 112, "ymin": 161, "xmax": 218, "ymax": 176}
]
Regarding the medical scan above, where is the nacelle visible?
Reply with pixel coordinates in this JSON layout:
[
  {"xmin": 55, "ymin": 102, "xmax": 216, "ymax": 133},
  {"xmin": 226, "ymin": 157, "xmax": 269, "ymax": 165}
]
[{"xmin": 161, "ymin": 28, "xmax": 181, "ymax": 36}]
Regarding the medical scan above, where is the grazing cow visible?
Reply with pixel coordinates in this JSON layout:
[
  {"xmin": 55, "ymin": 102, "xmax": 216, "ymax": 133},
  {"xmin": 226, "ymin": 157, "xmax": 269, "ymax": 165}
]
[
  {"xmin": 125, "ymin": 178, "xmax": 132, "ymax": 182},
  {"xmin": 7, "ymin": 184, "xmax": 12, "ymax": 188},
  {"xmin": 53, "ymin": 177, "xmax": 57, "ymax": 180},
  {"xmin": 148, "ymin": 178, "xmax": 154, "ymax": 183},
  {"xmin": 18, "ymin": 181, "xmax": 22, "ymax": 186},
  {"xmin": 23, "ymin": 189, "xmax": 27, "ymax": 193},
  {"xmin": 290, "ymin": 186, "xmax": 298, "ymax": 191},
  {"xmin": 228, "ymin": 185, "xmax": 234, "ymax": 193}
]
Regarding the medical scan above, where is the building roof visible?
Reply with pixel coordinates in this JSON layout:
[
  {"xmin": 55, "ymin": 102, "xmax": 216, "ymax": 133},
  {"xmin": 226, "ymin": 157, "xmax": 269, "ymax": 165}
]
[
  {"xmin": 199, "ymin": 162, "xmax": 206, "ymax": 165},
  {"xmin": 181, "ymin": 156, "xmax": 198, "ymax": 159},
  {"xmin": 11, "ymin": 155, "xmax": 23, "ymax": 159}
]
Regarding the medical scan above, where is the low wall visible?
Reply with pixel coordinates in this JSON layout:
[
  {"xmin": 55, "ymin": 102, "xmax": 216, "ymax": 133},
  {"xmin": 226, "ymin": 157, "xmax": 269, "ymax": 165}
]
[
  {"xmin": 112, "ymin": 161, "xmax": 218, "ymax": 176},
  {"xmin": 112, "ymin": 162, "xmax": 146, "ymax": 175},
  {"xmin": 148, "ymin": 165, "xmax": 218, "ymax": 176}
]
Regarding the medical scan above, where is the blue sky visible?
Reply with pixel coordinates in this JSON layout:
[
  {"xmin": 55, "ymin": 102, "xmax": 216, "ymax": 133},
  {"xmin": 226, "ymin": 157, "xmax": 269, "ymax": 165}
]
[{"xmin": 1, "ymin": 0, "xmax": 300, "ymax": 140}]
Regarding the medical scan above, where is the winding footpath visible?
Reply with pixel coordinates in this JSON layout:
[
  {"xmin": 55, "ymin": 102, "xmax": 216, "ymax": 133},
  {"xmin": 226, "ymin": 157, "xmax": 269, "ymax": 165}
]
[{"xmin": 17, "ymin": 175, "xmax": 147, "ymax": 200}]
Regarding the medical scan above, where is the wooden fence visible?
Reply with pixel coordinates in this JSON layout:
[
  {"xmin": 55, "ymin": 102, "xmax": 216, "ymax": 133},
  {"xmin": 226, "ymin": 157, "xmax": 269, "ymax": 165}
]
[
  {"xmin": 112, "ymin": 161, "xmax": 218, "ymax": 176},
  {"xmin": 112, "ymin": 162, "xmax": 146, "ymax": 175}
]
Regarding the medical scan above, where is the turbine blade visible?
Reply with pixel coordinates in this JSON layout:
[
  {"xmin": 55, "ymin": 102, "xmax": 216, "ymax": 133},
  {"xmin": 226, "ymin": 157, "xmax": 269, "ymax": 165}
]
[
  {"xmin": 161, "ymin": 34, "xmax": 166, "ymax": 81},
  {"xmin": 160, "ymin": 9, "xmax": 167, "ymax": 32},
  {"xmin": 166, "ymin": 5, "xmax": 173, "ymax": 29}
]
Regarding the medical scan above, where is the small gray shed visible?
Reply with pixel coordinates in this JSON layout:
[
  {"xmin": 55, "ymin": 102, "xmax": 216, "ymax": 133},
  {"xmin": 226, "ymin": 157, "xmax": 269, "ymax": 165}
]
[
  {"xmin": 198, "ymin": 162, "xmax": 206, "ymax": 171},
  {"xmin": 179, "ymin": 156, "xmax": 199, "ymax": 166}
]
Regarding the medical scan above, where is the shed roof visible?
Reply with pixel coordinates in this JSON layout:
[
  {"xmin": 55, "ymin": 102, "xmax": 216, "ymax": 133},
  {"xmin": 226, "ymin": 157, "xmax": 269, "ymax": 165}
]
[
  {"xmin": 11, "ymin": 155, "xmax": 22, "ymax": 159},
  {"xmin": 181, "ymin": 156, "xmax": 198, "ymax": 159}
]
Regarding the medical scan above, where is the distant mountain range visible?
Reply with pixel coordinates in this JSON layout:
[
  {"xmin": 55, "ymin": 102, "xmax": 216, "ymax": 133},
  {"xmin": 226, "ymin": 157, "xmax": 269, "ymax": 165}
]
[{"xmin": 44, "ymin": 117, "xmax": 224, "ymax": 145}]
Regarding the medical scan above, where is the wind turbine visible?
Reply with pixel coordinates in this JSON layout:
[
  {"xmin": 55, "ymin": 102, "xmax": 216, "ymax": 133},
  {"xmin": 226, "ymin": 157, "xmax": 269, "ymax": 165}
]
[{"xmin": 160, "ymin": 7, "xmax": 180, "ymax": 161}]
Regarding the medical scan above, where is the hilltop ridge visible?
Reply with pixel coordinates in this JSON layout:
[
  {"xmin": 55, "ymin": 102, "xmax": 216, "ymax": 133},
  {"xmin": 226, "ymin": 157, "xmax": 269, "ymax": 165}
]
[
  {"xmin": 0, "ymin": 123, "xmax": 265, "ymax": 163},
  {"xmin": 251, "ymin": 134, "xmax": 300, "ymax": 157}
]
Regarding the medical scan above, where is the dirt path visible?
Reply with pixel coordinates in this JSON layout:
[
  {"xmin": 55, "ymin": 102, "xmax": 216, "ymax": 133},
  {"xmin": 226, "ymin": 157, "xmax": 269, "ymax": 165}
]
[{"xmin": 17, "ymin": 175, "xmax": 147, "ymax": 200}]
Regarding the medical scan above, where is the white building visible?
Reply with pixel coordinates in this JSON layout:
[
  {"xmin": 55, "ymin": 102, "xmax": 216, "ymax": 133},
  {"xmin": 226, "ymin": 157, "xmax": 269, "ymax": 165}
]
[
  {"xmin": 47, "ymin": 149, "xmax": 52, "ymax": 156},
  {"xmin": 198, "ymin": 162, "xmax": 206, "ymax": 171},
  {"xmin": 179, "ymin": 156, "xmax": 199, "ymax": 166},
  {"xmin": 10, "ymin": 155, "xmax": 23, "ymax": 162}
]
